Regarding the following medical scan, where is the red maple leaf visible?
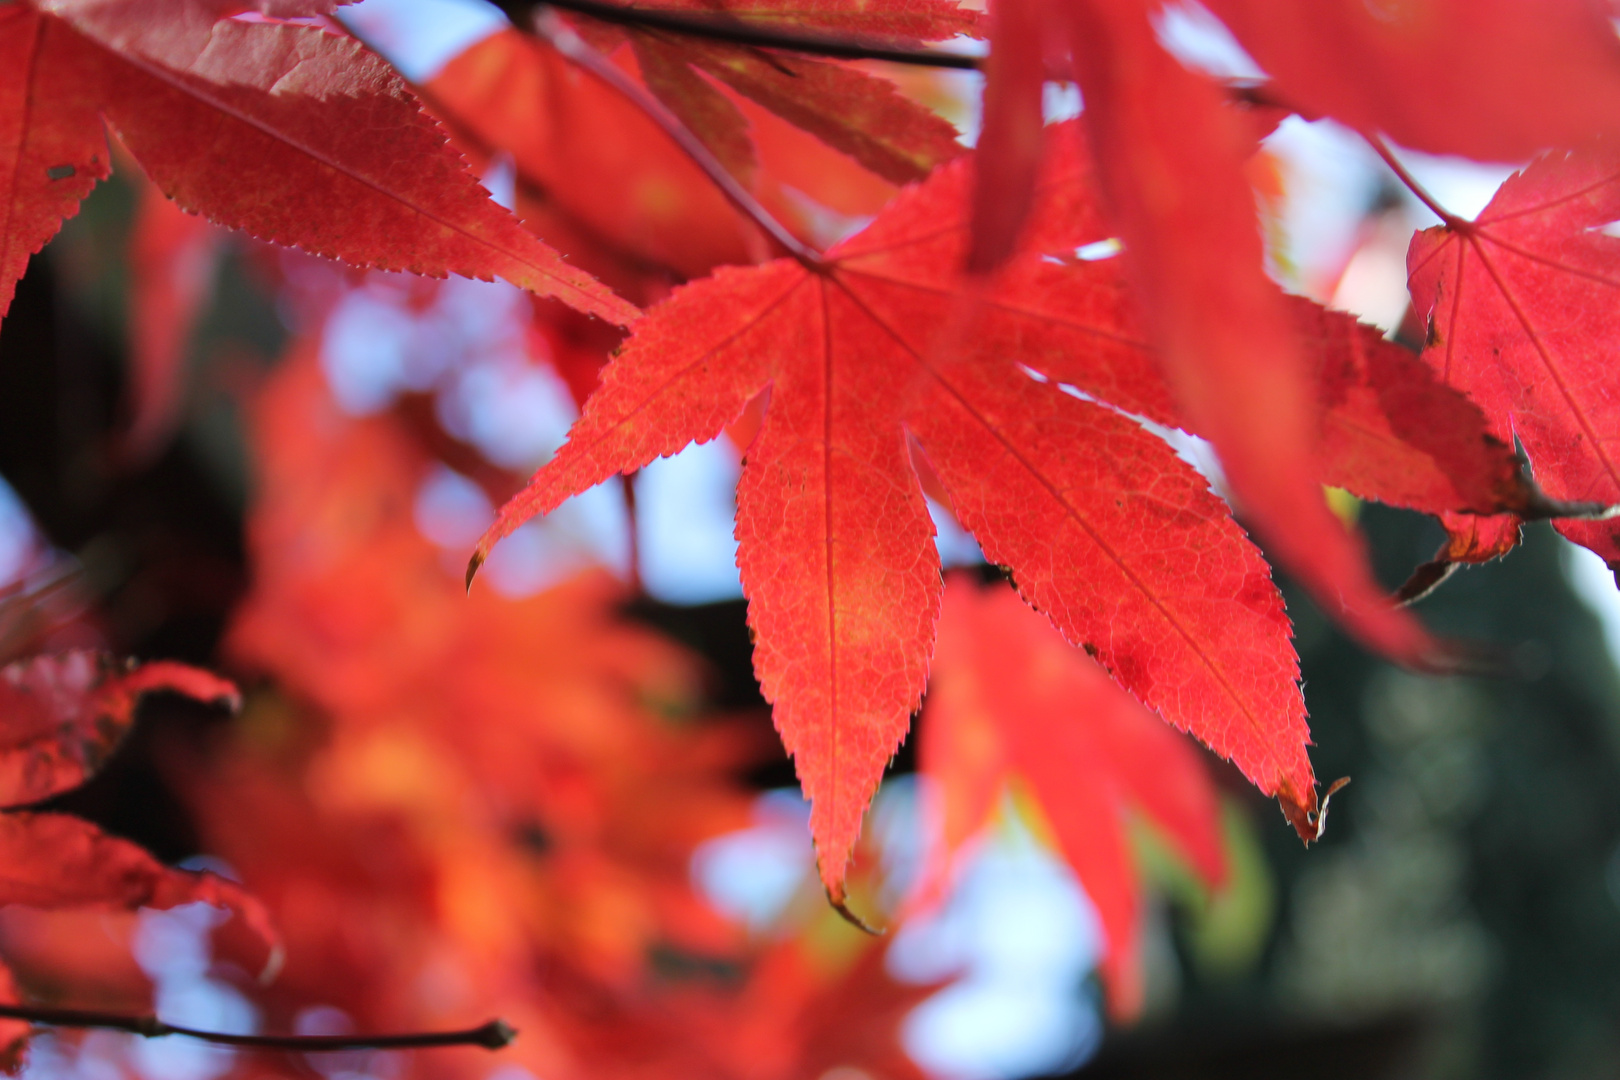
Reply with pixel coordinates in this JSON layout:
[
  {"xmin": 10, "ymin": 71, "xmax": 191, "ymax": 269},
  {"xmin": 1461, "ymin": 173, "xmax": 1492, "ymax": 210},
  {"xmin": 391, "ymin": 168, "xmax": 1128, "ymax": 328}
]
[
  {"xmin": 0, "ymin": 0, "xmax": 635, "ymax": 328},
  {"xmin": 919, "ymin": 574, "xmax": 1227, "ymax": 1018},
  {"xmin": 1408, "ymin": 148, "xmax": 1620, "ymax": 566},
  {"xmin": 473, "ymin": 115, "xmax": 1540, "ymax": 897},
  {"xmin": 472, "ymin": 124, "xmax": 1312, "ymax": 902}
]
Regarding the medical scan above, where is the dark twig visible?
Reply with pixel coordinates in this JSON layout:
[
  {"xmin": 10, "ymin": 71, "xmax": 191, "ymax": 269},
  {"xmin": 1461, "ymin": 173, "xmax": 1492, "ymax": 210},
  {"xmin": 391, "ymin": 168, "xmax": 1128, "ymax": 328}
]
[
  {"xmin": 493, "ymin": 0, "xmax": 983, "ymax": 69},
  {"xmin": 0, "ymin": 1005, "xmax": 515, "ymax": 1053},
  {"xmin": 528, "ymin": 8, "xmax": 825, "ymax": 267}
]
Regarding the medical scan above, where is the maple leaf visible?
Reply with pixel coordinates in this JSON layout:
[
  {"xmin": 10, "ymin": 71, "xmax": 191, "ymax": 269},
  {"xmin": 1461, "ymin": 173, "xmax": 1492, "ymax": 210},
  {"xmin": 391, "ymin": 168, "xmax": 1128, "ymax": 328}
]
[
  {"xmin": 1013, "ymin": 253, "xmax": 1531, "ymax": 522},
  {"xmin": 426, "ymin": 27, "xmax": 906, "ymax": 296},
  {"xmin": 1407, "ymin": 148, "xmax": 1620, "ymax": 566},
  {"xmin": 1204, "ymin": 0, "xmax": 1620, "ymax": 163},
  {"xmin": 0, "ymin": 646, "xmax": 273, "ymax": 1030},
  {"xmin": 472, "ymin": 124, "xmax": 1315, "ymax": 901},
  {"xmin": 0, "ymin": 0, "xmax": 635, "ymax": 327},
  {"xmin": 0, "ymin": 649, "xmax": 238, "ymax": 807},
  {"xmin": 920, "ymin": 575, "xmax": 1227, "ymax": 1018}
]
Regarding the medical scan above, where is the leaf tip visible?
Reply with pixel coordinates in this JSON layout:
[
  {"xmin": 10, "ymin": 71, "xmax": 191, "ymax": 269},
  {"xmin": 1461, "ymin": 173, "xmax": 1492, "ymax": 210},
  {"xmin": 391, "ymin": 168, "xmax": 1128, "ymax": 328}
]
[
  {"xmin": 1279, "ymin": 776, "xmax": 1350, "ymax": 845},
  {"xmin": 465, "ymin": 550, "xmax": 487, "ymax": 594},
  {"xmin": 826, "ymin": 888, "xmax": 884, "ymax": 937}
]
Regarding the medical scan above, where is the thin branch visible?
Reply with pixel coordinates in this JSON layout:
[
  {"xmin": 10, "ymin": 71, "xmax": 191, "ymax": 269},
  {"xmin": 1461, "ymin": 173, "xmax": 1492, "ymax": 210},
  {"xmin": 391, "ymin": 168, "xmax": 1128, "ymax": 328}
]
[
  {"xmin": 492, "ymin": 0, "xmax": 983, "ymax": 69},
  {"xmin": 0, "ymin": 1004, "xmax": 515, "ymax": 1052},
  {"xmin": 528, "ymin": 8, "xmax": 825, "ymax": 268},
  {"xmin": 1365, "ymin": 134, "xmax": 1465, "ymax": 228}
]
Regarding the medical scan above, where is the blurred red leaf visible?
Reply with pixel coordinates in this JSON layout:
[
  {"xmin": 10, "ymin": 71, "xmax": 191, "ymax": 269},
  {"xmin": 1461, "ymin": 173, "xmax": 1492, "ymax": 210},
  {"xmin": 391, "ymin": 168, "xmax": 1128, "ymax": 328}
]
[
  {"xmin": 120, "ymin": 173, "xmax": 219, "ymax": 464},
  {"xmin": 427, "ymin": 28, "xmax": 761, "ymax": 284},
  {"xmin": 0, "ymin": 650, "xmax": 237, "ymax": 808},
  {"xmin": 921, "ymin": 575, "xmax": 1227, "ymax": 1018},
  {"xmin": 0, "ymin": 813, "xmax": 273, "ymax": 957},
  {"xmin": 1206, "ymin": 0, "xmax": 1620, "ymax": 162}
]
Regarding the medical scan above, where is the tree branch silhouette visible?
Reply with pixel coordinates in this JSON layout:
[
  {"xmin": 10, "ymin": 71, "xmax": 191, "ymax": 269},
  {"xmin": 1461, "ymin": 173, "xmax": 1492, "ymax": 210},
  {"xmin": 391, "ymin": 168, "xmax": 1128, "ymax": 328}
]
[{"xmin": 0, "ymin": 1005, "xmax": 515, "ymax": 1053}]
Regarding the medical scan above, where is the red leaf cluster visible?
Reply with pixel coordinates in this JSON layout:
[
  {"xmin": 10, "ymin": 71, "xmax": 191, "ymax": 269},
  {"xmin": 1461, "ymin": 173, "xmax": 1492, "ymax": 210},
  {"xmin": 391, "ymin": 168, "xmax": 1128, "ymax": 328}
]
[{"xmin": 7, "ymin": 0, "xmax": 1620, "ymax": 1070}]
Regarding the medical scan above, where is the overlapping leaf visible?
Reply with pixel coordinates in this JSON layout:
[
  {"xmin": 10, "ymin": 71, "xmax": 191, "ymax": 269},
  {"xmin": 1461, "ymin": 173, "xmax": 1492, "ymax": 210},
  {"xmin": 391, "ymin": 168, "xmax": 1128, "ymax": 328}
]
[
  {"xmin": 0, "ymin": 812, "xmax": 267, "ymax": 934},
  {"xmin": 643, "ymin": 38, "xmax": 966, "ymax": 186},
  {"xmin": 427, "ymin": 28, "xmax": 759, "ymax": 286},
  {"xmin": 969, "ymin": 0, "xmax": 1435, "ymax": 667},
  {"xmin": 0, "ymin": 0, "xmax": 634, "ymax": 327},
  {"xmin": 0, "ymin": 648, "xmax": 272, "ymax": 994},
  {"xmin": 1298, "ymin": 301, "xmax": 1529, "ymax": 516},
  {"xmin": 1408, "ymin": 148, "xmax": 1620, "ymax": 565},
  {"xmin": 558, "ymin": 0, "xmax": 974, "ymax": 188},
  {"xmin": 1073, "ymin": 1, "xmax": 1437, "ymax": 664},
  {"xmin": 920, "ymin": 575, "xmax": 1226, "ymax": 1017},
  {"xmin": 1205, "ymin": 0, "xmax": 1620, "ymax": 162},
  {"xmin": 0, "ymin": 649, "xmax": 238, "ymax": 807},
  {"xmin": 473, "ymin": 125, "xmax": 1315, "ymax": 899}
]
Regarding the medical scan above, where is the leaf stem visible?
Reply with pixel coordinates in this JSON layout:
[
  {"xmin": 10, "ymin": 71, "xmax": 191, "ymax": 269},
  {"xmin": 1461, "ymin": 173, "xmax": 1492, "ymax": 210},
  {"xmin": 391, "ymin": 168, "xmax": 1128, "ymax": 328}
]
[
  {"xmin": 528, "ymin": 8, "xmax": 826, "ymax": 268},
  {"xmin": 1365, "ymin": 134, "xmax": 1464, "ymax": 228},
  {"xmin": 494, "ymin": 0, "xmax": 983, "ymax": 70},
  {"xmin": 0, "ymin": 1005, "xmax": 515, "ymax": 1052}
]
